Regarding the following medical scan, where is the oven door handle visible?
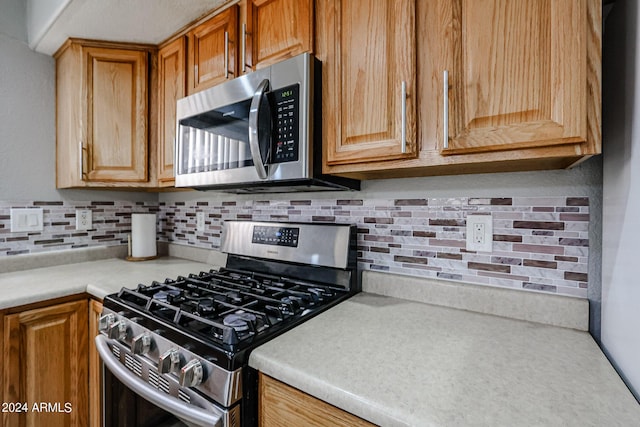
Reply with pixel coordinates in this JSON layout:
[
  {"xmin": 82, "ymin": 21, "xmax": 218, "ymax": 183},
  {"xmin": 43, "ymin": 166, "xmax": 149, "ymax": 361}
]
[
  {"xmin": 95, "ymin": 335, "xmax": 223, "ymax": 427},
  {"xmin": 248, "ymin": 78, "xmax": 270, "ymax": 180}
]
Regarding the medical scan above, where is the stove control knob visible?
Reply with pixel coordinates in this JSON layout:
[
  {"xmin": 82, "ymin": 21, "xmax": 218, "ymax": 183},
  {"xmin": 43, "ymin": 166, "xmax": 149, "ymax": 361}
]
[
  {"xmin": 158, "ymin": 348, "xmax": 180, "ymax": 374},
  {"xmin": 98, "ymin": 313, "xmax": 115, "ymax": 332},
  {"xmin": 179, "ymin": 359, "xmax": 203, "ymax": 388},
  {"xmin": 131, "ymin": 333, "xmax": 152, "ymax": 355},
  {"xmin": 107, "ymin": 320, "xmax": 127, "ymax": 341}
]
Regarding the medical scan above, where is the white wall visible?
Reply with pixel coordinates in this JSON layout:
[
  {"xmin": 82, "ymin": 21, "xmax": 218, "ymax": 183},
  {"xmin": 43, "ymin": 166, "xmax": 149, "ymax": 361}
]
[
  {"xmin": 0, "ymin": 0, "xmax": 156, "ymax": 203},
  {"xmin": 601, "ymin": 0, "xmax": 640, "ymax": 400}
]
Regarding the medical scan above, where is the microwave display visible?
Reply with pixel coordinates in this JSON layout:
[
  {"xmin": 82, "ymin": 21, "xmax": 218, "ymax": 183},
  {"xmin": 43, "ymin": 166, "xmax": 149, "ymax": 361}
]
[{"xmin": 272, "ymin": 84, "xmax": 299, "ymax": 164}]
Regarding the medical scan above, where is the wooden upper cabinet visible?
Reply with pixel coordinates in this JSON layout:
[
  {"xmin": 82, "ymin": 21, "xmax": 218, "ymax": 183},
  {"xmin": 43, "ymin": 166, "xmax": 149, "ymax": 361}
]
[
  {"xmin": 187, "ymin": 5, "xmax": 238, "ymax": 94},
  {"xmin": 84, "ymin": 47, "xmax": 148, "ymax": 182},
  {"xmin": 55, "ymin": 40, "xmax": 151, "ymax": 188},
  {"xmin": 318, "ymin": 0, "xmax": 417, "ymax": 166},
  {"xmin": 243, "ymin": 0, "xmax": 313, "ymax": 72},
  {"xmin": 157, "ymin": 37, "xmax": 186, "ymax": 186},
  {"xmin": 441, "ymin": 0, "xmax": 599, "ymax": 155},
  {"xmin": 3, "ymin": 300, "xmax": 89, "ymax": 427}
]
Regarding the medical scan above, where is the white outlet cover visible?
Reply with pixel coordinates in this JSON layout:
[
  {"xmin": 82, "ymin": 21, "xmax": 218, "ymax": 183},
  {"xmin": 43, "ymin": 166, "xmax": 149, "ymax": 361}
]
[
  {"xmin": 196, "ymin": 212, "xmax": 205, "ymax": 231},
  {"xmin": 10, "ymin": 208, "xmax": 44, "ymax": 232},
  {"xmin": 466, "ymin": 214, "xmax": 493, "ymax": 252},
  {"xmin": 76, "ymin": 209, "xmax": 93, "ymax": 230}
]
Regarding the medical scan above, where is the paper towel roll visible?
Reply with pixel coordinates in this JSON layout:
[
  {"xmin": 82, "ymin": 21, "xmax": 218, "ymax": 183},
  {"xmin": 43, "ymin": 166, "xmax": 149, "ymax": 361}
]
[{"xmin": 131, "ymin": 213, "xmax": 157, "ymax": 258}]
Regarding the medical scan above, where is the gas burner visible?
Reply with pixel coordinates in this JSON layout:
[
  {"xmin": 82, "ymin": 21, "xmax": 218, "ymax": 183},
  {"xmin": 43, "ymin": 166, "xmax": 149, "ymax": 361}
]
[
  {"xmin": 223, "ymin": 312, "xmax": 257, "ymax": 332},
  {"xmin": 152, "ymin": 289, "xmax": 181, "ymax": 301}
]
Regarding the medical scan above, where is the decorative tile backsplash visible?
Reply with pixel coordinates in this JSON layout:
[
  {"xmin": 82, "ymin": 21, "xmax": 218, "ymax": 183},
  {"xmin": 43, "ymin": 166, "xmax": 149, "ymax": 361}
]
[
  {"xmin": 0, "ymin": 201, "xmax": 158, "ymax": 255},
  {"xmin": 0, "ymin": 197, "xmax": 589, "ymax": 298}
]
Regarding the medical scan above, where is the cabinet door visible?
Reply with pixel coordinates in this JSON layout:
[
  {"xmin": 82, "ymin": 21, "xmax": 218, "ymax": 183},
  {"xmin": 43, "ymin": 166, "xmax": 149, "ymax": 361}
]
[
  {"xmin": 320, "ymin": 0, "xmax": 417, "ymax": 166},
  {"xmin": 244, "ymin": 0, "xmax": 313, "ymax": 72},
  {"xmin": 3, "ymin": 300, "xmax": 89, "ymax": 427},
  {"xmin": 259, "ymin": 373, "xmax": 374, "ymax": 427},
  {"xmin": 187, "ymin": 5, "xmax": 239, "ymax": 94},
  {"xmin": 88, "ymin": 300, "xmax": 103, "ymax": 427},
  {"xmin": 157, "ymin": 37, "xmax": 186, "ymax": 186},
  {"xmin": 442, "ymin": 0, "xmax": 595, "ymax": 154},
  {"xmin": 83, "ymin": 46, "xmax": 148, "ymax": 182}
]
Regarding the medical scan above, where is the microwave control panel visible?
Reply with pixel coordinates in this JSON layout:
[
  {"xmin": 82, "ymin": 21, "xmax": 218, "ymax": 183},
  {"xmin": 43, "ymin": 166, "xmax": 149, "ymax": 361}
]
[{"xmin": 272, "ymin": 84, "xmax": 300, "ymax": 163}]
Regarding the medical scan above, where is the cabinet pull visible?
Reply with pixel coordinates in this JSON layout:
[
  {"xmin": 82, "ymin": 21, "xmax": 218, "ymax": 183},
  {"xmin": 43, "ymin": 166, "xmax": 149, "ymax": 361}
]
[
  {"xmin": 78, "ymin": 141, "xmax": 84, "ymax": 178},
  {"xmin": 401, "ymin": 81, "xmax": 407, "ymax": 154},
  {"xmin": 443, "ymin": 70, "xmax": 449, "ymax": 149},
  {"xmin": 173, "ymin": 137, "xmax": 177, "ymax": 174},
  {"xmin": 241, "ymin": 23, "xmax": 247, "ymax": 73},
  {"xmin": 224, "ymin": 31, "xmax": 229, "ymax": 79}
]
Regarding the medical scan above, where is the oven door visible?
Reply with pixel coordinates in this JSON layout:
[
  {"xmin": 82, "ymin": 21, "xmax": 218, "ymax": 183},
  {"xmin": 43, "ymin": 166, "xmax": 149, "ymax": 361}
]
[{"xmin": 96, "ymin": 336, "xmax": 233, "ymax": 427}]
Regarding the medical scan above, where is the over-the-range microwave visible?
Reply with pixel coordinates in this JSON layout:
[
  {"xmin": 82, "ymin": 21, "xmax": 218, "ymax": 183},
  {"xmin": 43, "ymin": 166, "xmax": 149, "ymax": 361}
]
[{"xmin": 174, "ymin": 53, "xmax": 359, "ymax": 193}]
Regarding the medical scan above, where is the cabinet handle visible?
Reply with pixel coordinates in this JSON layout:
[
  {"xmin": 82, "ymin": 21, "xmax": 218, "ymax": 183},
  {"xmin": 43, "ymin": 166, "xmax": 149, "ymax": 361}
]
[
  {"xmin": 241, "ymin": 23, "xmax": 247, "ymax": 73},
  {"xmin": 78, "ymin": 141, "xmax": 84, "ymax": 178},
  {"xmin": 401, "ymin": 81, "xmax": 407, "ymax": 154},
  {"xmin": 224, "ymin": 31, "xmax": 229, "ymax": 79},
  {"xmin": 172, "ymin": 137, "xmax": 177, "ymax": 176},
  {"xmin": 443, "ymin": 70, "xmax": 449, "ymax": 149}
]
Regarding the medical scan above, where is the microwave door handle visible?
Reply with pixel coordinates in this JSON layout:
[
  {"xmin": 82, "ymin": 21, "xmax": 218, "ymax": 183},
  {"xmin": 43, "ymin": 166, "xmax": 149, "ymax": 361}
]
[
  {"xmin": 248, "ymin": 79, "xmax": 269, "ymax": 180},
  {"xmin": 95, "ymin": 336, "xmax": 223, "ymax": 427}
]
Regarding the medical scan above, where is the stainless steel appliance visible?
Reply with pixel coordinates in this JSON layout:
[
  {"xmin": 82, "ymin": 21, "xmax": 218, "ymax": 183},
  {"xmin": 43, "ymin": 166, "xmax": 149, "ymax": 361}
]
[
  {"xmin": 174, "ymin": 53, "xmax": 359, "ymax": 193},
  {"xmin": 96, "ymin": 221, "xmax": 358, "ymax": 426}
]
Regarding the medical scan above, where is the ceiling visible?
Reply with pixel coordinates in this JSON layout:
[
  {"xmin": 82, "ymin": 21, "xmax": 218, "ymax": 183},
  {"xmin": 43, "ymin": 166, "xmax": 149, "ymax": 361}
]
[{"xmin": 29, "ymin": 0, "xmax": 230, "ymax": 55}]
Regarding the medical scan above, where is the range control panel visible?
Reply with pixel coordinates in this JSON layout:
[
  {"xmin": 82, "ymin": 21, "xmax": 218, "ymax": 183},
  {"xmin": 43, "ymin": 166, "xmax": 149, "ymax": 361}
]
[
  {"xmin": 252, "ymin": 225, "xmax": 300, "ymax": 247},
  {"xmin": 272, "ymin": 84, "xmax": 300, "ymax": 163}
]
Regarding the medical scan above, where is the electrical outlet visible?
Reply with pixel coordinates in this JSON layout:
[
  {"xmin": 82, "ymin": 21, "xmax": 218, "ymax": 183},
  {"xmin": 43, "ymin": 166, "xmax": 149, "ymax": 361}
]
[
  {"xmin": 76, "ymin": 209, "xmax": 92, "ymax": 230},
  {"xmin": 466, "ymin": 214, "xmax": 492, "ymax": 252},
  {"xmin": 196, "ymin": 212, "xmax": 205, "ymax": 232}
]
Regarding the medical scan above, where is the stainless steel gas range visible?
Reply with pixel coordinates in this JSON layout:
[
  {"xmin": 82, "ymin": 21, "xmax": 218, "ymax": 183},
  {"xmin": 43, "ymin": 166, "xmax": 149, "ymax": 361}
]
[{"xmin": 96, "ymin": 220, "xmax": 358, "ymax": 427}]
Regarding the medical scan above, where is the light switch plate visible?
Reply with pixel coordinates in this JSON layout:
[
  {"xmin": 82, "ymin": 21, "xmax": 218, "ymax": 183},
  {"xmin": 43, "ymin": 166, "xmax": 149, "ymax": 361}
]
[
  {"xmin": 76, "ymin": 209, "xmax": 92, "ymax": 230},
  {"xmin": 466, "ymin": 214, "xmax": 493, "ymax": 252},
  {"xmin": 10, "ymin": 208, "xmax": 44, "ymax": 232}
]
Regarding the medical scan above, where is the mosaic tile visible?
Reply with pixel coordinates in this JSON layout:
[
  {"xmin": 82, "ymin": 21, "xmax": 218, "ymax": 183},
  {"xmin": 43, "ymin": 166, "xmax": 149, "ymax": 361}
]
[{"xmin": 0, "ymin": 196, "xmax": 591, "ymax": 298}]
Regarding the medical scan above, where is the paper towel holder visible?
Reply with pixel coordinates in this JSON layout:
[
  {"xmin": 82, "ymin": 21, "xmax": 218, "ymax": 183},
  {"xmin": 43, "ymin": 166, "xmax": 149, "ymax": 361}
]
[{"xmin": 126, "ymin": 213, "xmax": 158, "ymax": 261}]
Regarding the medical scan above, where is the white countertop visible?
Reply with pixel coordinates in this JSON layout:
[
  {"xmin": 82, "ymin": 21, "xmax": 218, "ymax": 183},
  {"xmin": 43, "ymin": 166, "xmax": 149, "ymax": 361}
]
[
  {"xmin": 2, "ymin": 254, "xmax": 638, "ymax": 426},
  {"xmin": 249, "ymin": 279, "xmax": 640, "ymax": 426},
  {"xmin": 0, "ymin": 257, "xmax": 213, "ymax": 309}
]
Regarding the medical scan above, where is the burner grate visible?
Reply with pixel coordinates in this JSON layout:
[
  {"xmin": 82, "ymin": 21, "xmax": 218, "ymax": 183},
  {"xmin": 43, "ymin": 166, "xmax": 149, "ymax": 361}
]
[{"xmin": 113, "ymin": 267, "xmax": 348, "ymax": 349}]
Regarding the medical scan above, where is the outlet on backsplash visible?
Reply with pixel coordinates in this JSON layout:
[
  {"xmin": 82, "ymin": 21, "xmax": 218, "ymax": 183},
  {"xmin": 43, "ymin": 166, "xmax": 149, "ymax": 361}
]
[
  {"xmin": 76, "ymin": 209, "xmax": 92, "ymax": 230},
  {"xmin": 466, "ymin": 214, "xmax": 493, "ymax": 252},
  {"xmin": 196, "ymin": 212, "xmax": 205, "ymax": 232}
]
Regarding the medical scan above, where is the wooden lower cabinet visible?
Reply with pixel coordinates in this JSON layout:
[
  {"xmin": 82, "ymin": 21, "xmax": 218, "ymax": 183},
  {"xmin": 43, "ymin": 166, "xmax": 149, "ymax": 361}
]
[
  {"xmin": 88, "ymin": 300, "xmax": 103, "ymax": 427},
  {"xmin": 259, "ymin": 373, "xmax": 375, "ymax": 427},
  {"xmin": 2, "ymin": 300, "xmax": 89, "ymax": 427}
]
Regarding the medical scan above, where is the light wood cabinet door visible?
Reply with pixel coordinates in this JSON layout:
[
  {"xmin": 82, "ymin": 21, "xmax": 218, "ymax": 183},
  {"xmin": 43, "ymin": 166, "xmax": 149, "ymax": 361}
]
[
  {"xmin": 55, "ymin": 40, "xmax": 151, "ymax": 188},
  {"xmin": 3, "ymin": 300, "xmax": 89, "ymax": 427},
  {"xmin": 243, "ymin": 0, "xmax": 313, "ymax": 72},
  {"xmin": 83, "ymin": 46, "xmax": 149, "ymax": 182},
  {"xmin": 440, "ymin": 0, "xmax": 600, "ymax": 155},
  {"xmin": 187, "ymin": 5, "xmax": 239, "ymax": 94},
  {"xmin": 318, "ymin": 0, "xmax": 417, "ymax": 166},
  {"xmin": 320, "ymin": 0, "xmax": 600, "ymax": 179},
  {"xmin": 157, "ymin": 37, "xmax": 186, "ymax": 186},
  {"xmin": 259, "ymin": 373, "xmax": 375, "ymax": 427},
  {"xmin": 88, "ymin": 300, "xmax": 103, "ymax": 427}
]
